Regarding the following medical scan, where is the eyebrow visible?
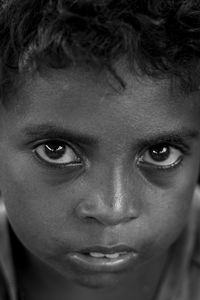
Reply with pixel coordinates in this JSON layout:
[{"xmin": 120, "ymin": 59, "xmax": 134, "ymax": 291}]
[
  {"xmin": 22, "ymin": 123, "xmax": 98, "ymax": 146},
  {"xmin": 136, "ymin": 129, "xmax": 200, "ymax": 149},
  {"xmin": 22, "ymin": 123, "xmax": 200, "ymax": 147}
]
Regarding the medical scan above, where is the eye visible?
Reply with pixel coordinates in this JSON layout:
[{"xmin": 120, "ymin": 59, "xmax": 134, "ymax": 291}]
[
  {"xmin": 138, "ymin": 144, "xmax": 183, "ymax": 168},
  {"xmin": 34, "ymin": 141, "xmax": 81, "ymax": 166}
]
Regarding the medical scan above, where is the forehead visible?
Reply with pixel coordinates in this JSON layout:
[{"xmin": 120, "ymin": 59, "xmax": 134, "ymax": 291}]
[{"xmin": 4, "ymin": 64, "xmax": 200, "ymax": 142}]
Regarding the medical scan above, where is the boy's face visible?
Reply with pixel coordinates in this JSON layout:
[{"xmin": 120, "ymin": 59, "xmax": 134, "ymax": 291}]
[{"xmin": 0, "ymin": 63, "xmax": 200, "ymax": 288}]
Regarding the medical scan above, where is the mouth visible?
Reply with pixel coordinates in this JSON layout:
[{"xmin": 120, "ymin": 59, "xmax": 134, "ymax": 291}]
[{"xmin": 67, "ymin": 245, "xmax": 138, "ymax": 273}]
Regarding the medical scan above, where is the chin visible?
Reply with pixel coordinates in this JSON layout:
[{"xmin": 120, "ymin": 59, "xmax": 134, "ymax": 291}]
[{"xmin": 74, "ymin": 273, "xmax": 124, "ymax": 290}]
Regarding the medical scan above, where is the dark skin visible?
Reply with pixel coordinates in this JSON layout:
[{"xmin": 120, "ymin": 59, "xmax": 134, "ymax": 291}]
[{"xmin": 0, "ymin": 61, "xmax": 200, "ymax": 300}]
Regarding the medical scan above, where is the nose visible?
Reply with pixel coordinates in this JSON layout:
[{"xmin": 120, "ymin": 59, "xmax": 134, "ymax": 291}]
[{"xmin": 75, "ymin": 166, "xmax": 140, "ymax": 226}]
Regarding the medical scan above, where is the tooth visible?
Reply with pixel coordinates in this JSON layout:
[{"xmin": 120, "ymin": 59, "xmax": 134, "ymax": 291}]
[
  {"xmin": 105, "ymin": 253, "xmax": 120, "ymax": 259},
  {"xmin": 119, "ymin": 252, "xmax": 127, "ymax": 255},
  {"xmin": 89, "ymin": 252, "xmax": 104, "ymax": 258}
]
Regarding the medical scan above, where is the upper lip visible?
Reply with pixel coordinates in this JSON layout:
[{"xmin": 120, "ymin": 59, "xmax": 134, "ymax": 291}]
[{"xmin": 79, "ymin": 245, "xmax": 135, "ymax": 255}]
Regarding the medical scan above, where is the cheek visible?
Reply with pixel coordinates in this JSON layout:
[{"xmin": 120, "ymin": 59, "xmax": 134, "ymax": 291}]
[
  {"xmin": 139, "ymin": 151, "xmax": 199, "ymax": 254},
  {"xmin": 0, "ymin": 161, "xmax": 78, "ymax": 257},
  {"xmin": 143, "ymin": 180, "xmax": 194, "ymax": 256}
]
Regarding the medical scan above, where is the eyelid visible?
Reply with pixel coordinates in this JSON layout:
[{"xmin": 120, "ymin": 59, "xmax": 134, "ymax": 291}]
[
  {"xmin": 138, "ymin": 137, "xmax": 190, "ymax": 156},
  {"xmin": 32, "ymin": 139, "xmax": 83, "ymax": 168},
  {"xmin": 137, "ymin": 154, "xmax": 183, "ymax": 170},
  {"xmin": 136, "ymin": 144, "xmax": 185, "ymax": 170},
  {"xmin": 139, "ymin": 137, "xmax": 190, "ymax": 152},
  {"xmin": 32, "ymin": 138, "xmax": 81, "ymax": 154}
]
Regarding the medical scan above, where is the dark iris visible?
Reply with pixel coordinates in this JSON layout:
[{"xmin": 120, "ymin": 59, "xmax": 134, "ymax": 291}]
[
  {"xmin": 44, "ymin": 142, "xmax": 66, "ymax": 160},
  {"xmin": 149, "ymin": 144, "xmax": 170, "ymax": 162}
]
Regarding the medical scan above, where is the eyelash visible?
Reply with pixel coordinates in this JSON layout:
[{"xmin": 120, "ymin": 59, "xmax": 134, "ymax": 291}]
[
  {"xmin": 32, "ymin": 139, "xmax": 190, "ymax": 172},
  {"xmin": 32, "ymin": 140, "xmax": 83, "ymax": 169},
  {"xmin": 136, "ymin": 142, "xmax": 189, "ymax": 171}
]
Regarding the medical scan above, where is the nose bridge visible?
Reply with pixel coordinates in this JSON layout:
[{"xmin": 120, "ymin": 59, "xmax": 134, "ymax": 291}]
[
  {"xmin": 107, "ymin": 165, "xmax": 129, "ymax": 214},
  {"xmin": 76, "ymin": 162, "xmax": 140, "ymax": 226}
]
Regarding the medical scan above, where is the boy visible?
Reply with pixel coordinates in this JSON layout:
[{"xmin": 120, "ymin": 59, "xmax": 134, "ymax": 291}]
[{"xmin": 0, "ymin": 0, "xmax": 200, "ymax": 299}]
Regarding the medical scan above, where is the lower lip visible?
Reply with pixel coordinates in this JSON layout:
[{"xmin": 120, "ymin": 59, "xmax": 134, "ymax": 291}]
[{"xmin": 67, "ymin": 252, "xmax": 138, "ymax": 273}]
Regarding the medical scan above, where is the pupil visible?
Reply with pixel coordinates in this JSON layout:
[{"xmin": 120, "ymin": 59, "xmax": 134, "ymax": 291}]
[
  {"xmin": 149, "ymin": 145, "xmax": 170, "ymax": 162},
  {"xmin": 45, "ymin": 143, "xmax": 65, "ymax": 160}
]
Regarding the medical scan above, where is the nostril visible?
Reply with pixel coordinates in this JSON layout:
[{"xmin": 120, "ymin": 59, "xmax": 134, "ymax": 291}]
[
  {"xmin": 75, "ymin": 189, "xmax": 140, "ymax": 225},
  {"xmin": 85, "ymin": 216, "xmax": 97, "ymax": 223},
  {"xmin": 75, "ymin": 199, "xmax": 139, "ymax": 225}
]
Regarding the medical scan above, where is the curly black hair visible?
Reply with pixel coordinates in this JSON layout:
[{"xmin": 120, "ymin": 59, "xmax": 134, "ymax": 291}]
[{"xmin": 1, "ymin": 0, "xmax": 200, "ymax": 96}]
